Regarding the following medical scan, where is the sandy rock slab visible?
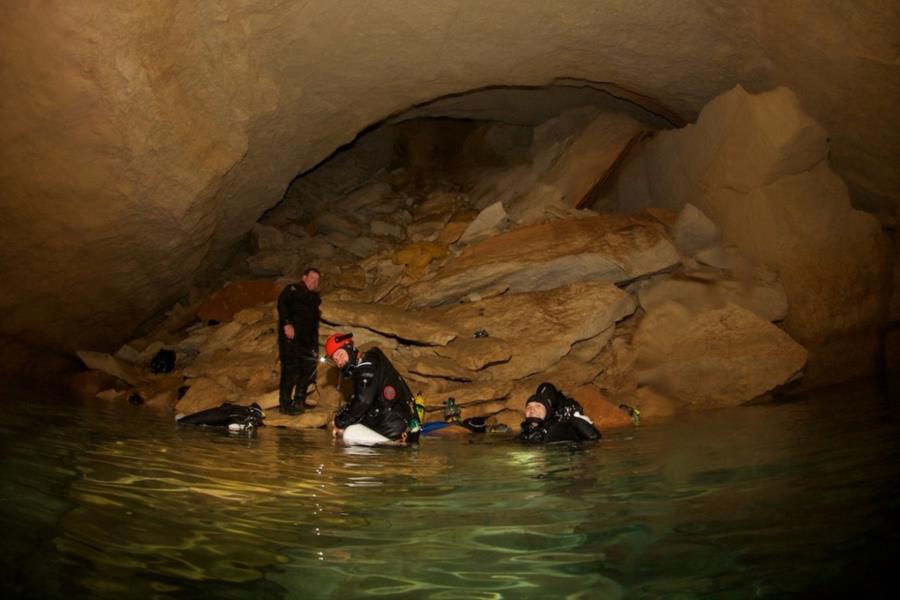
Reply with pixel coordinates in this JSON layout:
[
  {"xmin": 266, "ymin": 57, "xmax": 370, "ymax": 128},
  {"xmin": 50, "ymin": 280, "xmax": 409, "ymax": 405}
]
[
  {"xmin": 264, "ymin": 409, "xmax": 331, "ymax": 430},
  {"xmin": 635, "ymin": 265, "xmax": 788, "ymax": 323},
  {"xmin": 196, "ymin": 280, "xmax": 280, "ymax": 323},
  {"xmin": 633, "ymin": 301, "xmax": 807, "ymax": 410},
  {"xmin": 321, "ymin": 297, "xmax": 458, "ymax": 345},
  {"xmin": 437, "ymin": 281, "xmax": 637, "ymax": 380},
  {"xmin": 410, "ymin": 214, "xmax": 679, "ymax": 307}
]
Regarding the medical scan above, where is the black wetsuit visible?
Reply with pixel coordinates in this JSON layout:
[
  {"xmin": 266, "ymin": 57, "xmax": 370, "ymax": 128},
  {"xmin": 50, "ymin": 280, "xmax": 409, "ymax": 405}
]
[
  {"xmin": 520, "ymin": 391, "xmax": 601, "ymax": 444},
  {"xmin": 277, "ymin": 282, "xmax": 321, "ymax": 411},
  {"xmin": 334, "ymin": 347, "xmax": 417, "ymax": 441}
]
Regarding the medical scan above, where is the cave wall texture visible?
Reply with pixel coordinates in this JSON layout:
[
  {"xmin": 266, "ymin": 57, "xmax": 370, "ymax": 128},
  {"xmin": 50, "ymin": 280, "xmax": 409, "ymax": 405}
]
[{"xmin": 1, "ymin": 1, "xmax": 898, "ymax": 359}]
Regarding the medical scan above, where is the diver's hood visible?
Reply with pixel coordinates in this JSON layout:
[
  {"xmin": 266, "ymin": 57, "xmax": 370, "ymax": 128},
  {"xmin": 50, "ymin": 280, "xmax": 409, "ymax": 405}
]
[{"xmin": 525, "ymin": 381, "xmax": 560, "ymax": 417}]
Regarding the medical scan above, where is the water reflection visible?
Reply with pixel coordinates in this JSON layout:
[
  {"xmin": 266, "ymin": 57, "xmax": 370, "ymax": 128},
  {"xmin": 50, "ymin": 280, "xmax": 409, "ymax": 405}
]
[{"xmin": 1, "ymin": 381, "xmax": 898, "ymax": 598}]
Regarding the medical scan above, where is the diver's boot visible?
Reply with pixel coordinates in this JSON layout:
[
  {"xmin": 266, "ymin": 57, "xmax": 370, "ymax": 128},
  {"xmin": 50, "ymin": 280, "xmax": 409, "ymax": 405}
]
[{"xmin": 279, "ymin": 401, "xmax": 303, "ymax": 416}]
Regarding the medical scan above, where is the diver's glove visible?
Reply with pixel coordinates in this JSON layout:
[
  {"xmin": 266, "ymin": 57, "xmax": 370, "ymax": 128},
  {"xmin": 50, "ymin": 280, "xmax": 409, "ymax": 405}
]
[
  {"xmin": 520, "ymin": 417, "xmax": 546, "ymax": 442},
  {"xmin": 334, "ymin": 403, "xmax": 352, "ymax": 429}
]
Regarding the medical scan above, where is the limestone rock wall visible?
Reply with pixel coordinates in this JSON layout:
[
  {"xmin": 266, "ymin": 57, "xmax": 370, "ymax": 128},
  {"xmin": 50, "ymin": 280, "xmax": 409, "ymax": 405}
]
[{"xmin": 1, "ymin": 1, "xmax": 898, "ymax": 357}]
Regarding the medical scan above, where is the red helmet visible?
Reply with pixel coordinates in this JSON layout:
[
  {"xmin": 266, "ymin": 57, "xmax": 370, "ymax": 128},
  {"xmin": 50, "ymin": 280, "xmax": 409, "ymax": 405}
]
[{"xmin": 325, "ymin": 332, "xmax": 354, "ymax": 359}]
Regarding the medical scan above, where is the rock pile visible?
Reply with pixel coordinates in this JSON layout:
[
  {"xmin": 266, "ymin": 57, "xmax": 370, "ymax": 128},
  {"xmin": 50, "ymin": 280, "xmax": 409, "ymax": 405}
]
[{"xmin": 71, "ymin": 94, "xmax": 816, "ymax": 432}]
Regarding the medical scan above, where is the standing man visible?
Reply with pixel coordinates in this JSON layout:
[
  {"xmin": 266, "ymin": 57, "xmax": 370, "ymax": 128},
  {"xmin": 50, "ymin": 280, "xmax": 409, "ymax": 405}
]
[
  {"xmin": 277, "ymin": 267, "xmax": 321, "ymax": 415},
  {"xmin": 325, "ymin": 332, "xmax": 420, "ymax": 443}
]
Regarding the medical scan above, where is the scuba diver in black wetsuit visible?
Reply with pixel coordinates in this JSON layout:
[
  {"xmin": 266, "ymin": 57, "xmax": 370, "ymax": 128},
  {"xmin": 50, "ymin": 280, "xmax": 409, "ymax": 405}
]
[
  {"xmin": 519, "ymin": 382, "xmax": 601, "ymax": 444},
  {"xmin": 325, "ymin": 332, "xmax": 420, "ymax": 444},
  {"xmin": 277, "ymin": 267, "xmax": 321, "ymax": 415}
]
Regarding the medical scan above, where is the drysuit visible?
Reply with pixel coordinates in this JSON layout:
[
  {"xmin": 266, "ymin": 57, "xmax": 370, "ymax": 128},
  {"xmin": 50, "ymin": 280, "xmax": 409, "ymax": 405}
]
[
  {"xmin": 334, "ymin": 347, "xmax": 418, "ymax": 442},
  {"xmin": 277, "ymin": 282, "xmax": 321, "ymax": 412},
  {"xmin": 520, "ymin": 382, "xmax": 601, "ymax": 444}
]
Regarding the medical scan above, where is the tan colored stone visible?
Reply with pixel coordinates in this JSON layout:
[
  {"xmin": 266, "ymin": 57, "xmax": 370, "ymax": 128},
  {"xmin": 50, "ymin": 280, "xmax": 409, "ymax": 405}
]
[
  {"xmin": 488, "ymin": 409, "xmax": 525, "ymax": 430},
  {"xmin": 633, "ymin": 301, "xmax": 808, "ymax": 410},
  {"xmin": 533, "ymin": 110, "xmax": 643, "ymax": 209},
  {"xmin": 594, "ymin": 336, "xmax": 639, "ymax": 396},
  {"xmin": 234, "ymin": 306, "xmax": 266, "ymax": 325},
  {"xmin": 568, "ymin": 326, "xmax": 614, "ymax": 363},
  {"xmin": 175, "ymin": 377, "xmax": 236, "ymax": 415},
  {"xmin": 201, "ymin": 321, "xmax": 243, "ymax": 354},
  {"xmin": 438, "ymin": 281, "xmax": 636, "ymax": 380},
  {"xmin": 671, "ymin": 203, "xmax": 721, "ymax": 257},
  {"xmin": 242, "ymin": 389, "xmax": 279, "ymax": 411},
  {"xmin": 436, "ymin": 219, "xmax": 469, "ymax": 245},
  {"xmin": 408, "ymin": 353, "xmax": 475, "ymax": 382},
  {"xmin": 624, "ymin": 387, "xmax": 678, "ymax": 421},
  {"xmin": 571, "ymin": 386, "xmax": 633, "ymax": 430},
  {"xmin": 641, "ymin": 207, "xmax": 677, "ymax": 229},
  {"xmin": 392, "ymin": 241, "xmax": 448, "ymax": 279},
  {"xmin": 321, "ymin": 298, "xmax": 457, "ymax": 346},
  {"xmin": 75, "ymin": 351, "xmax": 143, "ymax": 386},
  {"xmin": 458, "ymin": 201, "xmax": 509, "ymax": 245},
  {"xmin": 410, "ymin": 214, "xmax": 679, "ymax": 307},
  {"xmin": 610, "ymin": 86, "xmax": 890, "ymax": 385},
  {"xmin": 196, "ymin": 280, "xmax": 280, "ymax": 323},
  {"xmin": 69, "ymin": 370, "xmax": 119, "ymax": 399},
  {"xmin": 636, "ymin": 269, "xmax": 788, "ymax": 323},
  {"xmin": 433, "ymin": 337, "xmax": 512, "ymax": 371}
]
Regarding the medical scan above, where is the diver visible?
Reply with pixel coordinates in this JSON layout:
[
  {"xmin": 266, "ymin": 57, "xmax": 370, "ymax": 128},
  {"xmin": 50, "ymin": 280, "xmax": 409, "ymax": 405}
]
[
  {"xmin": 325, "ymin": 332, "xmax": 420, "ymax": 444},
  {"xmin": 519, "ymin": 382, "xmax": 601, "ymax": 444},
  {"xmin": 176, "ymin": 402, "xmax": 265, "ymax": 433}
]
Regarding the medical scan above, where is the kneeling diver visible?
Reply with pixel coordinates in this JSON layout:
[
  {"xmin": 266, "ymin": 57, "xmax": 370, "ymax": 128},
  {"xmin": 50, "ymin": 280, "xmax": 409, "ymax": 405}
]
[
  {"xmin": 520, "ymin": 382, "xmax": 600, "ymax": 443},
  {"xmin": 326, "ymin": 333, "xmax": 420, "ymax": 444}
]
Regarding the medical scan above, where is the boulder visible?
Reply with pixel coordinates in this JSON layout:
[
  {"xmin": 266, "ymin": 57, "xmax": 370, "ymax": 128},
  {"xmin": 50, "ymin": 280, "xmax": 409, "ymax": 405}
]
[
  {"xmin": 75, "ymin": 350, "xmax": 142, "ymax": 386},
  {"xmin": 633, "ymin": 301, "xmax": 808, "ymax": 410},
  {"xmin": 571, "ymin": 386, "xmax": 633, "ymax": 430},
  {"xmin": 458, "ymin": 201, "xmax": 509, "ymax": 245},
  {"xmin": 233, "ymin": 306, "xmax": 267, "ymax": 325},
  {"xmin": 567, "ymin": 325, "xmax": 615, "ymax": 363},
  {"xmin": 407, "ymin": 353, "xmax": 476, "ymax": 382},
  {"xmin": 392, "ymin": 241, "xmax": 448, "ymax": 279},
  {"xmin": 636, "ymin": 268, "xmax": 788, "ymax": 322},
  {"xmin": 530, "ymin": 110, "xmax": 643, "ymax": 208},
  {"xmin": 410, "ymin": 214, "xmax": 679, "ymax": 307},
  {"xmin": 433, "ymin": 337, "xmax": 512, "ymax": 371},
  {"xmin": 670, "ymin": 203, "xmax": 720, "ymax": 257},
  {"xmin": 371, "ymin": 220, "xmax": 404, "ymax": 239},
  {"xmin": 250, "ymin": 223, "xmax": 286, "ymax": 252},
  {"xmin": 201, "ymin": 321, "xmax": 243, "ymax": 354},
  {"xmin": 437, "ymin": 281, "xmax": 636, "ymax": 380},
  {"xmin": 321, "ymin": 298, "xmax": 458, "ymax": 346},
  {"xmin": 175, "ymin": 377, "xmax": 237, "ymax": 416},
  {"xmin": 609, "ymin": 85, "xmax": 890, "ymax": 384},
  {"xmin": 69, "ymin": 369, "xmax": 119, "ymax": 399},
  {"xmin": 196, "ymin": 280, "xmax": 280, "ymax": 323}
]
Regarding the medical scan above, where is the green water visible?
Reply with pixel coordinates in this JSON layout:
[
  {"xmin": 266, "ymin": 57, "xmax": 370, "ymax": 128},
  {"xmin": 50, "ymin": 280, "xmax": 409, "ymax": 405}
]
[{"xmin": 1, "ymin": 381, "xmax": 898, "ymax": 599}]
